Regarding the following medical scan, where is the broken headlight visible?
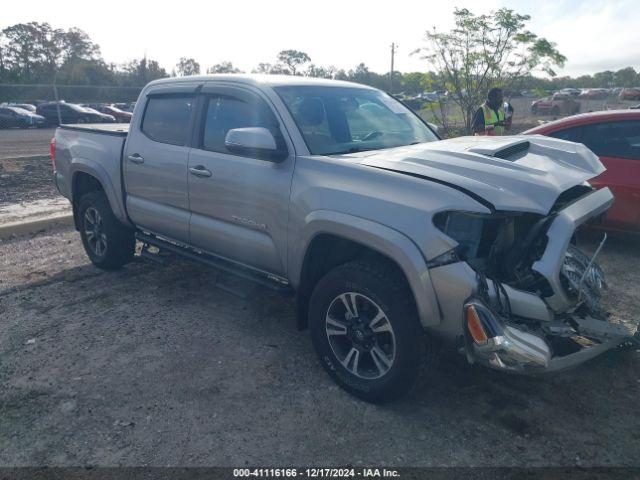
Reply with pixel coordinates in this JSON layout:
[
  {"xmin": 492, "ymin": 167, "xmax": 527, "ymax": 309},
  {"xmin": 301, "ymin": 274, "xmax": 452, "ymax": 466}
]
[
  {"xmin": 432, "ymin": 210, "xmax": 547, "ymax": 285},
  {"xmin": 433, "ymin": 211, "xmax": 491, "ymax": 260}
]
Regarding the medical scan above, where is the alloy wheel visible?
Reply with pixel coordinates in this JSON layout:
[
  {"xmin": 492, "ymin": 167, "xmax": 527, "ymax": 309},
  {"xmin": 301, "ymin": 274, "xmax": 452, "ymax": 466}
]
[
  {"xmin": 83, "ymin": 207, "xmax": 107, "ymax": 257},
  {"xmin": 325, "ymin": 292, "xmax": 396, "ymax": 379}
]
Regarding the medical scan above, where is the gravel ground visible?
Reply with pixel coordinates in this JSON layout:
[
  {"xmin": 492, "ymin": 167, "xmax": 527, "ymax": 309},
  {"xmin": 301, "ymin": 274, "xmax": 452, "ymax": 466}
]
[
  {"xmin": 0, "ymin": 128, "xmax": 59, "ymax": 206},
  {"xmin": 0, "ymin": 227, "xmax": 638, "ymax": 467}
]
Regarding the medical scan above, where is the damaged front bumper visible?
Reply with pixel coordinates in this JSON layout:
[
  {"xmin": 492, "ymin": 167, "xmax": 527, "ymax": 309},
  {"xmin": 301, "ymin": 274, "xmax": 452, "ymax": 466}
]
[
  {"xmin": 429, "ymin": 186, "xmax": 638, "ymax": 373},
  {"xmin": 463, "ymin": 297, "xmax": 636, "ymax": 373}
]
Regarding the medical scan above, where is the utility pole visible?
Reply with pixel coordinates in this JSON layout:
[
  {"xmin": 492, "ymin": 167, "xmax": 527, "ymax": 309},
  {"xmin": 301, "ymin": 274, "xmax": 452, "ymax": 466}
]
[{"xmin": 390, "ymin": 42, "xmax": 397, "ymax": 93}]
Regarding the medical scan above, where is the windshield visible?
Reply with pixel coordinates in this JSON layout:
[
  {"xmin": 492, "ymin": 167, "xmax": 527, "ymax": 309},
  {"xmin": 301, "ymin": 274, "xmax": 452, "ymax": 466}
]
[
  {"xmin": 274, "ymin": 86, "xmax": 438, "ymax": 155},
  {"xmin": 8, "ymin": 107, "xmax": 31, "ymax": 115}
]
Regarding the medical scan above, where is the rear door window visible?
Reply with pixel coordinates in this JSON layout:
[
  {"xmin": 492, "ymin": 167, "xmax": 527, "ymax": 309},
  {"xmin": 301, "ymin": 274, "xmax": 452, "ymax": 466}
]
[
  {"xmin": 142, "ymin": 95, "xmax": 193, "ymax": 145},
  {"xmin": 581, "ymin": 121, "xmax": 640, "ymax": 160},
  {"xmin": 549, "ymin": 126, "xmax": 583, "ymax": 142}
]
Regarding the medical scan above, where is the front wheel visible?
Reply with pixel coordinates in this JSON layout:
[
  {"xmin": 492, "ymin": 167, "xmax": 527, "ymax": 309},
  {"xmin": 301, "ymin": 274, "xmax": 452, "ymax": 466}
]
[
  {"xmin": 78, "ymin": 191, "xmax": 135, "ymax": 270},
  {"xmin": 309, "ymin": 260, "xmax": 434, "ymax": 403}
]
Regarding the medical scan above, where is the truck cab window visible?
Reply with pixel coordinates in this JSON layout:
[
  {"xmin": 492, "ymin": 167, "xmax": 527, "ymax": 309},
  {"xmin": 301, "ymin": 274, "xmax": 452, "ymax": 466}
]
[{"xmin": 141, "ymin": 96, "xmax": 192, "ymax": 146}]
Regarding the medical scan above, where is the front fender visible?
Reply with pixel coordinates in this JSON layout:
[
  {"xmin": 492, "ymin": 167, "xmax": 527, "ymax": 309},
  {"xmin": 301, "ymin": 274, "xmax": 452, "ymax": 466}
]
[{"xmin": 290, "ymin": 210, "xmax": 442, "ymax": 327}]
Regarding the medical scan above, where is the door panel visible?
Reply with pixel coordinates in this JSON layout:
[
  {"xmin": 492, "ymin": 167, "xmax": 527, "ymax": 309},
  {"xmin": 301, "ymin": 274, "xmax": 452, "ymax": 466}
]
[
  {"xmin": 550, "ymin": 120, "xmax": 640, "ymax": 232},
  {"xmin": 187, "ymin": 90, "xmax": 293, "ymax": 275},
  {"xmin": 188, "ymin": 149, "xmax": 292, "ymax": 273},
  {"xmin": 579, "ymin": 120, "xmax": 640, "ymax": 231},
  {"xmin": 124, "ymin": 94, "xmax": 195, "ymax": 242},
  {"xmin": 591, "ymin": 156, "xmax": 640, "ymax": 230}
]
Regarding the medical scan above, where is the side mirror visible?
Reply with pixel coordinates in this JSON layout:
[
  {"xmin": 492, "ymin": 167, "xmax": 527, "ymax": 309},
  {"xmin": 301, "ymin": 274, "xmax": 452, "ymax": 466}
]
[
  {"xmin": 225, "ymin": 127, "xmax": 286, "ymax": 162},
  {"xmin": 427, "ymin": 122, "xmax": 438, "ymax": 133}
]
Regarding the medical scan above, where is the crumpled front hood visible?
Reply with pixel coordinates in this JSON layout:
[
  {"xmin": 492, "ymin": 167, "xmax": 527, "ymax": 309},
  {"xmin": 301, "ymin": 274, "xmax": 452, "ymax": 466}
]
[{"xmin": 354, "ymin": 135, "xmax": 605, "ymax": 214}]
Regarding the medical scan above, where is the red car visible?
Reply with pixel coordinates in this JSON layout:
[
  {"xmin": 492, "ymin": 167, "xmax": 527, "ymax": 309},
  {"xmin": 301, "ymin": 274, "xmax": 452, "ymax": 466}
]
[
  {"xmin": 619, "ymin": 88, "xmax": 640, "ymax": 101},
  {"xmin": 99, "ymin": 105, "xmax": 132, "ymax": 123},
  {"xmin": 531, "ymin": 93, "xmax": 580, "ymax": 116},
  {"xmin": 525, "ymin": 110, "xmax": 640, "ymax": 233},
  {"xmin": 85, "ymin": 104, "xmax": 132, "ymax": 123}
]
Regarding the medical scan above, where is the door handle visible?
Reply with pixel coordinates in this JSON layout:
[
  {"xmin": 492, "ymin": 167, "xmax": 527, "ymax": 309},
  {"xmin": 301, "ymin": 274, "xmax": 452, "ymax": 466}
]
[
  {"xmin": 127, "ymin": 153, "xmax": 144, "ymax": 164},
  {"xmin": 189, "ymin": 166, "xmax": 212, "ymax": 177}
]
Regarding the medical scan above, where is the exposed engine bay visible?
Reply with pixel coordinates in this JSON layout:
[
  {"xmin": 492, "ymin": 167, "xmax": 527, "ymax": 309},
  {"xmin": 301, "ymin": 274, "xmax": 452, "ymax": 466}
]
[{"xmin": 430, "ymin": 184, "xmax": 637, "ymax": 373}]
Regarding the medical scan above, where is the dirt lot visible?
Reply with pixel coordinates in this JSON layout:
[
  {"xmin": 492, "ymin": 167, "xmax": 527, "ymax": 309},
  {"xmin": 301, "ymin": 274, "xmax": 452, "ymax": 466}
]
[
  {"xmin": 0, "ymin": 128, "xmax": 59, "ymax": 205},
  {"xmin": 0, "ymin": 127, "xmax": 54, "ymax": 160},
  {"xmin": 0, "ymin": 227, "xmax": 638, "ymax": 467}
]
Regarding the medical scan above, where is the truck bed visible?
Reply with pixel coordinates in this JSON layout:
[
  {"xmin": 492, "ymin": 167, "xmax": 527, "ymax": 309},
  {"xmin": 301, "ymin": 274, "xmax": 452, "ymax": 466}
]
[
  {"xmin": 54, "ymin": 124, "xmax": 129, "ymax": 224},
  {"xmin": 59, "ymin": 123, "xmax": 129, "ymax": 136}
]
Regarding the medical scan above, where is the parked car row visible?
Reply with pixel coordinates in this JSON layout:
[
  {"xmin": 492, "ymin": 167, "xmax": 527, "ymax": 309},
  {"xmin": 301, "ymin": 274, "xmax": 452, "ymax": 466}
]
[
  {"xmin": 33, "ymin": 102, "xmax": 116, "ymax": 125},
  {"xmin": 0, "ymin": 100, "xmax": 136, "ymax": 127}
]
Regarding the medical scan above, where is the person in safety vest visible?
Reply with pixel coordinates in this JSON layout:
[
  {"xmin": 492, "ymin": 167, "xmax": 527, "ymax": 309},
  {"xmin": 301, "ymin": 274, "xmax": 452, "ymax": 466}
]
[{"xmin": 472, "ymin": 87, "xmax": 512, "ymax": 135}]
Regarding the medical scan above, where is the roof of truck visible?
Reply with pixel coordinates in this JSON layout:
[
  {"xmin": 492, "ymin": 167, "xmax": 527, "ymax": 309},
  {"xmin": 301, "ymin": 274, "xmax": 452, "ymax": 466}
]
[{"xmin": 146, "ymin": 74, "xmax": 375, "ymax": 90}]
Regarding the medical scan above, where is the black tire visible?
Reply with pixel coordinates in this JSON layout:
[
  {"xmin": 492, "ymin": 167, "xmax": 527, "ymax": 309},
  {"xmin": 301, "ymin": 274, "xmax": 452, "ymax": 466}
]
[
  {"xmin": 309, "ymin": 260, "xmax": 434, "ymax": 403},
  {"xmin": 78, "ymin": 191, "xmax": 135, "ymax": 270}
]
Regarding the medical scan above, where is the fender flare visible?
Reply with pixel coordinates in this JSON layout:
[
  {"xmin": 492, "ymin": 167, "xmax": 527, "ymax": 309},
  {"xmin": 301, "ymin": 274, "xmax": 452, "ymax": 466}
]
[
  {"xmin": 290, "ymin": 210, "xmax": 442, "ymax": 327},
  {"xmin": 70, "ymin": 158, "xmax": 129, "ymax": 225}
]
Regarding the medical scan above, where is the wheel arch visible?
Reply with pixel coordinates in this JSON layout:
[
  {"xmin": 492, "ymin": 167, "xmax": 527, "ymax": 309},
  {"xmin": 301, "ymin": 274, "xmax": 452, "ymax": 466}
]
[
  {"xmin": 291, "ymin": 211, "xmax": 441, "ymax": 330},
  {"xmin": 70, "ymin": 163, "xmax": 128, "ymax": 229}
]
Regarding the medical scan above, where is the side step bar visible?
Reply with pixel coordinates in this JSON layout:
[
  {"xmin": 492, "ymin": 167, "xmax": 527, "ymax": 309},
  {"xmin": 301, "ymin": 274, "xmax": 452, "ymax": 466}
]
[{"xmin": 135, "ymin": 232, "xmax": 294, "ymax": 295}]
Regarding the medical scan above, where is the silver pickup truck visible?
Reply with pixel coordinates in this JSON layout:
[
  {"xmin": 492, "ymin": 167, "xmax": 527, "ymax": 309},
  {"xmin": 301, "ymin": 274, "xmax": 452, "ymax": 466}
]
[{"xmin": 52, "ymin": 74, "xmax": 636, "ymax": 402}]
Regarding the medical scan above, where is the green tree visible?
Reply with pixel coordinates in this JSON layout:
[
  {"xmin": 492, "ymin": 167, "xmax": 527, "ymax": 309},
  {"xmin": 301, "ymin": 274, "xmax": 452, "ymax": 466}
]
[
  {"xmin": 277, "ymin": 49, "xmax": 310, "ymax": 75},
  {"xmin": 176, "ymin": 57, "xmax": 200, "ymax": 76},
  {"xmin": 306, "ymin": 64, "xmax": 338, "ymax": 79},
  {"xmin": 593, "ymin": 70, "xmax": 615, "ymax": 88},
  {"xmin": 253, "ymin": 62, "xmax": 274, "ymax": 74},
  {"xmin": 414, "ymin": 8, "xmax": 565, "ymax": 133},
  {"xmin": 207, "ymin": 61, "xmax": 242, "ymax": 74},
  {"xmin": 61, "ymin": 27, "xmax": 100, "ymax": 61},
  {"xmin": 120, "ymin": 57, "xmax": 167, "ymax": 85},
  {"xmin": 615, "ymin": 67, "xmax": 637, "ymax": 87},
  {"xmin": 1, "ymin": 22, "xmax": 64, "ymax": 82},
  {"xmin": 401, "ymin": 72, "xmax": 434, "ymax": 95}
]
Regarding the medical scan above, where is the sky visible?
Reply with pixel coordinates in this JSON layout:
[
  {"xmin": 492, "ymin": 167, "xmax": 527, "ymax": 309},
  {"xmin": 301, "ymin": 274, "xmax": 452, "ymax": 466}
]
[{"xmin": 2, "ymin": 0, "xmax": 639, "ymax": 77}]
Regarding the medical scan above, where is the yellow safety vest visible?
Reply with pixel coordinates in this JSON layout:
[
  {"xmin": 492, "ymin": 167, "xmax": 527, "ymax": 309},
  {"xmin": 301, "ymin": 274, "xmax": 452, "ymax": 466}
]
[{"xmin": 480, "ymin": 104, "xmax": 506, "ymax": 135}]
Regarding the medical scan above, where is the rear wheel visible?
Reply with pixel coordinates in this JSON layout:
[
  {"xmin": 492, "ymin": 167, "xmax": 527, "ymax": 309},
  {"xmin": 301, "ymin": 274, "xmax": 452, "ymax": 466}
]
[
  {"xmin": 78, "ymin": 191, "xmax": 135, "ymax": 270},
  {"xmin": 309, "ymin": 260, "xmax": 434, "ymax": 403}
]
